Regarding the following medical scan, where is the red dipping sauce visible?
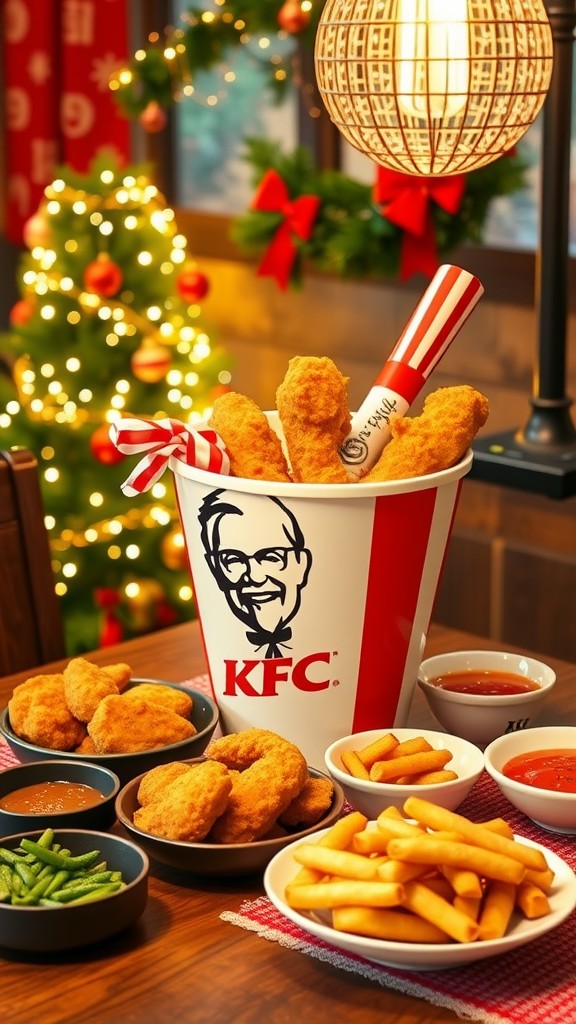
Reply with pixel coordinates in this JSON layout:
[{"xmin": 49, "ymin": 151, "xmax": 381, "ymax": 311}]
[
  {"xmin": 502, "ymin": 749, "xmax": 576, "ymax": 793},
  {"xmin": 429, "ymin": 670, "xmax": 541, "ymax": 696}
]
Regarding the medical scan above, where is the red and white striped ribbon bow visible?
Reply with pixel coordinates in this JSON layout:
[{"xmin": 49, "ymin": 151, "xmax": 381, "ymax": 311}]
[{"xmin": 109, "ymin": 417, "xmax": 230, "ymax": 496}]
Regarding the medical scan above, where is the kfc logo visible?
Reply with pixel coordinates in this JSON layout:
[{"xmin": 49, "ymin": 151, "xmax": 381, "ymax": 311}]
[{"xmin": 198, "ymin": 490, "xmax": 312, "ymax": 658}]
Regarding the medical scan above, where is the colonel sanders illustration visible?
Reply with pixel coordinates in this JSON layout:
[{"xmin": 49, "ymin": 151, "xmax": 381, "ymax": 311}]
[{"xmin": 198, "ymin": 490, "xmax": 312, "ymax": 658}]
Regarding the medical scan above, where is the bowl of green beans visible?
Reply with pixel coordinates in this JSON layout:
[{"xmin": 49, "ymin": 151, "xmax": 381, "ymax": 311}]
[{"xmin": 0, "ymin": 828, "xmax": 149, "ymax": 951}]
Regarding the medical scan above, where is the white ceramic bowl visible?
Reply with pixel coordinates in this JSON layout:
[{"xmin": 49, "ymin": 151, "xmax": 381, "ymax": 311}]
[
  {"xmin": 484, "ymin": 726, "xmax": 576, "ymax": 834},
  {"xmin": 324, "ymin": 727, "xmax": 484, "ymax": 816},
  {"xmin": 417, "ymin": 650, "xmax": 555, "ymax": 748}
]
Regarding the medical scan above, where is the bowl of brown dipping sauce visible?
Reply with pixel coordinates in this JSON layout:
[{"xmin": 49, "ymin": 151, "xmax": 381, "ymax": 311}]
[
  {"xmin": 417, "ymin": 650, "xmax": 556, "ymax": 748},
  {"xmin": 485, "ymin": 726, "xmax": 576, "ymax": 834},
  {"xmin": 0, "ymin": 760, "xmax": 120, "ymax": 837}
]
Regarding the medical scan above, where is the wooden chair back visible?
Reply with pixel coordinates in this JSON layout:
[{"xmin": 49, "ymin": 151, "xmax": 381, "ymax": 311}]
[{"xmin": 0, "ymin": 448, "xmax": 66, "ymax": 676}]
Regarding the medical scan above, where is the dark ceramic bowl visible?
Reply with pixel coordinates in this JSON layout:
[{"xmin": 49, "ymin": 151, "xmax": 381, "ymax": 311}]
[
  {"xmin": 0, "ymin": 678, "xmax": 219, "ymax": 785},
  {"xmin": 0, "ymin": 829, "xmax": 149, "ymax": 952},
  {"xmin": 0, "ymin": 759, "xmax": 120, "ymax": 838},
  {"xmin": 116, "ymin": 761, "xmax": 345, "ymax": 877}
]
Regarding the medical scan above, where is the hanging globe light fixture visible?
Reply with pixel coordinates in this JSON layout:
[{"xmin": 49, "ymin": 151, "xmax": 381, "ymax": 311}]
[{"xmin": 314, "ymin": 0, "xmax": 554, "ymax": 176}]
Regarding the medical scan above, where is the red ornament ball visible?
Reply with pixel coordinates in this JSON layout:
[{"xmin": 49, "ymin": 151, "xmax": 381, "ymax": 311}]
[
  {"xmin": 177, "ymin": 268, "xmax": 210, "ymax": 303},
  {"xmin": 131, "ymin": 343, "xmax": 171, "ymax": 383},
  {"xmin": 9, "ymin": 299, "xmax": 34, "ymax": 327},
  {"xmin": 84, "ymin": 254, "xmax": 123, "ymax": 297},
  {"xmin": 278, "ymin": 0, "xmax": 310, "ymax": 33},
  {"xmin": 140, "ymin": 101, "xmax": 167, "ymax": 134},
  {"xmin": 90, "ymin": 424, "xmax": 126, "ymax": 465}
]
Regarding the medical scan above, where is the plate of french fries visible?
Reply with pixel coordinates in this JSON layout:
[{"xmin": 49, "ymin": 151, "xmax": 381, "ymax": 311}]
[{"xmin": 263, "ymin": 796, "xmax": 576, "ymax": 970}]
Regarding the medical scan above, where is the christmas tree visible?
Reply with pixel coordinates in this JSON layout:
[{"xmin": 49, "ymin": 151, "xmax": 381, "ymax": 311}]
[{"xmin": 0, "ymin": 154, "xmax": 231, "ymax": 654}]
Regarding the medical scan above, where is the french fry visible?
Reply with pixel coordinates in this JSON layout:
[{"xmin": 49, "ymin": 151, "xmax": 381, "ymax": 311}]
[
  {"xmin": 405, "ymin": 770, "xmax": 459, "ymax": 785},
  {"xmin": 440, "ymin": 864, "xmax": 483, "ymax": 899},
  {"xmin": 290, "ymin": 810, "xmax": 368, "ymax": 885},
  {"xmin": 340, "ymin": 750, "xmax": 371, "ymax": 780},
  {"xmin": 376, "ymin": 813, "xmax": 426, "ymax": 838},
  {"xmin": 402, "ymin": 880, "xmax": 479, "ymax": 943},
  {"xmin": 370, "ymin": 749, "xmax": 453, "ymax": 783},
  {"xmin": 516, "ymin": 881, "xmax": 551, "ymax": 919},
  {"xmin": 453, "ymin": 895, "xmax": 482, "ymax": 921},
  {"xmin": 523, "ymin": 865, "xmax": 555, "ymax": 893},
  {"xmin": 386, "ymin": 835, "xmax": 526, "ymax": 885},
  {"xmin": 388, "ymin": 736, "xmax": 433, "ymax": 759},
  {"xmin": 480, "ymin": 817, "xmax": 515, "ymax": 839},
  {"xmin": 293, "ymin": 845, "xmax": 381, "ymax": 881},
  {"xmin": 355, "ymin": 733, "xmax": 399, "ymax": 768},
  {"xmin": 403, "ymin": 796, "xmax": 548, "ymax": 872},
  {"xmin": 352, "ymin": 829, "xmax": 392, "ymax": 855},
  {"xmin": 377, "ymin": 859, "xmax": 430, "ymax": 884},
  {"xmin": 477, "ymin": 880, "xmax": 516, "ymax": 940},
  {"xmin": 332, "ymin": 906, "xmax": 449, "ymax": 944},
  {"xmin": 285, "ymin": 879, "xmax": 404, "ymax": 910}
]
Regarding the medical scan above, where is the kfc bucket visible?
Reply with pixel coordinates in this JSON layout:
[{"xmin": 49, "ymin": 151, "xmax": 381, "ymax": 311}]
[{"xmin": 171, "ymin": 432, "xmax": 472, "ymax": 768}]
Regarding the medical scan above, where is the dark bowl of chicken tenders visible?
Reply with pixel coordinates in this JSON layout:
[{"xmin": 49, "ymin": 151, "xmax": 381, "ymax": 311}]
[
  {"xmin": 115, "ymin": 730, "xmax": 346, "ymax": 877},
  {"xmin": 0, "ymin": 661, "xmax": 219, "ymax": 786}
]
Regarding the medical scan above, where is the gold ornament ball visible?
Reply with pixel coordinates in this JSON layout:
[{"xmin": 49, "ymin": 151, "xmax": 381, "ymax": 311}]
[
  {"xmin": 131, "ymin": 343, "xmax": 171, "ymax": 383},
  {"xmin": 161, "ymin": 529, "xmax": 188, "ymax": 571}
]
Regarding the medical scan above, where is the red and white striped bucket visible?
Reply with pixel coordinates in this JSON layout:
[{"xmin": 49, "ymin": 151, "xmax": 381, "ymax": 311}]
[{"xmin": 172, "ymin": 418, "xmax": 472, "ymax": 768}]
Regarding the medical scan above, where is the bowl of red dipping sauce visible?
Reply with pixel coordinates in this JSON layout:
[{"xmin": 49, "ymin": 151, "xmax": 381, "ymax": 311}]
[
  {"xmin": 417, "ymin": 650, "xmax": 556, "ymax": 748},
  {"xmin": 484, "ymin": 726, "xmax": 576, "ymax": 834},
  {"xmin": 0, "ymin": 760, "xmax": 121, "ymax": 838}
]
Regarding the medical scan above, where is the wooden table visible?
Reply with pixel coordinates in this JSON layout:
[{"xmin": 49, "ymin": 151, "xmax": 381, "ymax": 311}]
[{"xmin": 1, "ymin": 621, "xmax": 575, "ymax": 1024}]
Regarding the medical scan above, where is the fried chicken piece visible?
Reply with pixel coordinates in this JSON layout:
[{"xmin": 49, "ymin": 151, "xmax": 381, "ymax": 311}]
[
  {"xmin": 103, "ymin": 663, "xmax": 132, "ymax": 691},
  {"xmin": 75, "ymin": 735, "xmax": 97, "ymax": 754},
  {"xmin": 133, "ymin": 760, "xmax": 232, "ymax": 842},
  {"xmin": 206, "ymin": 728, "xmax": 308, "ymax": 843},
  {"xmin": 137, "ymin": 761, "xmax": 195, "ymax": 806},
  {"xmin": 362, "ymin": 385, "xmax": 489, "ymax": 483},
  {"xmin": 63, "ymin": 657, "xmax": 119, "ymax": 723},
  {"xmin": 209, "ymin": 392, "xmax": 291, "ymax": 482},
  {"xmin": 122, "ymin": 683, "xmax": 194, "ymax": 719},
  {"xmin": 87, "ymin": 693, "xmax": 197, "ymax": 753},
  {"xmin": 276, "ymin": 356, "xmax": 351, "ymax": 483},
  {"xmin": 9, "ymin": 674, "xmax": 87, "ymax": 751},
  {"xmin": 277, "ymin": 776, "xmax": 335, "ymax": 829}
]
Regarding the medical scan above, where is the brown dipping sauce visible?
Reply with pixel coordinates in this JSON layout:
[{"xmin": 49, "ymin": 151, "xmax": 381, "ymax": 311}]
[
  {"xmin": 0, "ymin": 781, "xmax": 106, "ymax": 814},
  {"xmin": 428, "ymin": 670, "xmax": 541, "ymax": 697}
]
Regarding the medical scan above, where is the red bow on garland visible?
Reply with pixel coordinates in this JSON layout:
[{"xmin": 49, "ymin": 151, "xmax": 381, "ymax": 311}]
[
  {"xmin": 374, "ymin": 167, "xmax": 466, "ymax": 281},
  {"xmin": 251, "ymin": 169, "xmax": 320, "ymax": 290}
]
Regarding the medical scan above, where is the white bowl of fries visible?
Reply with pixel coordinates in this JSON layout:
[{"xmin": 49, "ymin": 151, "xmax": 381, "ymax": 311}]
[
  {"xmin": 264, "ymin": 797, "xmax": 576, "ymax": 970},
  {"xmin": 324, "ymin": 728, "xmax": 485, "ymax": 817}
]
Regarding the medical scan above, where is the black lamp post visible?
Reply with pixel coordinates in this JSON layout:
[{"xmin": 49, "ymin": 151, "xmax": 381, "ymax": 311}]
[{"xmin": 470, "ymin": 0, "xmax": 576, "ymax": 498}]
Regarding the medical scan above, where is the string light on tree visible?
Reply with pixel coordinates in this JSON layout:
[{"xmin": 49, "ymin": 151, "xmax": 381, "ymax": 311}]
[{"xmin": 0, "ymin": 153, "xmax": 230, "ymax": 652}]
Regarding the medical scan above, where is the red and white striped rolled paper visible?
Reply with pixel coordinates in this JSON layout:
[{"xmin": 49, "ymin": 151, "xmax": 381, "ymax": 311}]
[
  {"xmin": 109, "ymin": 417, "xmax": 230, "ymax": 496},
  {"xmin": 340, "ymin": 264, "xmax": 484, "ymax": 478}
]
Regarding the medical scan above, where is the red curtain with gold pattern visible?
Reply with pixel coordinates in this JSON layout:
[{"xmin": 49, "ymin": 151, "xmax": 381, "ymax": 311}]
[{"xmin": 2, "ymin": 0, "xmax": 130, "ymax": 244}]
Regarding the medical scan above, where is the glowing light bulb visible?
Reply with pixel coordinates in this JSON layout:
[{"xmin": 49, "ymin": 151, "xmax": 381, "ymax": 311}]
[{"xmin": 396, "ymin": 0, "xmax": 469, "ymax": 119}]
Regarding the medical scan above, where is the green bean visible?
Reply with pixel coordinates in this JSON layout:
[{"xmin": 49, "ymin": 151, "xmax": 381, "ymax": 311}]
[
  {"xmin": 0, "ymin": 847, "xmax": 21, "ymax": 867},
  {"xmin": 18, "ymin": 839, "xmax": 101, "ymax": 871},
  {"xmin": 62, "ymin": 871, "xmax": 114, "ymax": 889},
  {"xmin": 14, "ymin": 860, "xmax": 37, "ymax": 888},
  {"xmin": 43, "ymin": 869, "xmax": 70, "ymax": 898},
  {"xmin": 49, "ymin": 880, "xmax": 123, "ymax": 903},
  {"xmin": 11, "ymin": 875, "xmax": 53, "ymax": 906}
]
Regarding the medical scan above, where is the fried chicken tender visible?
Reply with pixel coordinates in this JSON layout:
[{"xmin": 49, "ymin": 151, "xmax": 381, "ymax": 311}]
[
  {"xmin": 122, "ymin": 683, "xmax": 194, "ymax": 719},
  {"xmin": 206, "ymin": 728, "xmax": 308, "ymax": 843},
  {"xmin": 363, "ymin": 385, "xmax": 489, "ymax": 483},
  {"xmin": 9, "ymin": 674, "xmax": 87, "ymax": 751},
  {"xmin": 276, "ymin": 356, "xmax": 351, "ymax": 484},
  {"xmin": 209, "ymin": 391, "xmax": 291, "ymax": 482},
  {"xmin": 277, "ymin": 776, "xmax": 335, "ymax": 829},
  {"xmin": 63, "ymin": 657, "xmax": 119, "ymax": 723},
  {"xmin": 134, "ymin": 760, "xmax": 232, "ymax": 842},
  {"xmin": 87, "ymin": 693, "xmax": 197, "ymax": 753},
  {"xmin": 137, "ymin": 761, "xmax": 196, "ymax": 806},
  {"xmin": 103, "ymin": 662, "xmax": 132, "ymax": 691}
]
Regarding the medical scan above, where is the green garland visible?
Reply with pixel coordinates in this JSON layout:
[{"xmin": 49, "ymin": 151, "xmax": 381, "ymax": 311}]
[
  {"xmin": 112, "ymin": 2, "xmax": 322, "ymax": 115},
  {"xmin": 231, "ymin": 138, "xmax": 528, "ymax": 286}
]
